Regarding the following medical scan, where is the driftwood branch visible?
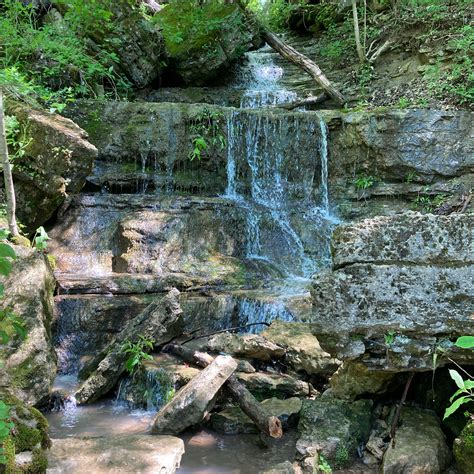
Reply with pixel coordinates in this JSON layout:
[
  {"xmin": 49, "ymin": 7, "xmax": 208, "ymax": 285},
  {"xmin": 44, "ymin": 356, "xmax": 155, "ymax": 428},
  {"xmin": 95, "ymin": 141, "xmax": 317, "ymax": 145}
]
[
  {"xmin": 181, "ymin": 322, "xmax": 270, "ymax": 344},
  {"xmin": 269, "ymin": 93, "xmax": 328, "ymax": 110},
  {"xmin": 165, "ymin": 343, "xmax": 283, "ymax": 439},
  {"xmin": 262, "ymin": 32, "xmax": 345, "ymax": 105},
  {"xmin": 236, "ymin": 0, "xmax": 345, "ymax": 105}
]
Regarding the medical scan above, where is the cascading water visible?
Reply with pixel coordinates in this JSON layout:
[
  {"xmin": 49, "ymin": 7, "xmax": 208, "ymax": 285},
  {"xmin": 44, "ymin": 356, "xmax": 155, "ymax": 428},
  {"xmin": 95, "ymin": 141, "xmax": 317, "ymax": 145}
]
[
  {"xmin": 224, "ymin": 109, "xmax": 334, "ymax": 277},
  {"xmin": 236, "ymin": 46, "xmax": 298, "ymax": 108}
]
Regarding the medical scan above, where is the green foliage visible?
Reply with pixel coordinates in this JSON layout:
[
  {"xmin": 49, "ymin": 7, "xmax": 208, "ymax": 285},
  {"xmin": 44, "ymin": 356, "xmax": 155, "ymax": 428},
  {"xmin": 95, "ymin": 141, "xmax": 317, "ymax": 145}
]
[
  {"xmin": 4, "ymin": 115, "xmax": 31, "ymax": 161},
  {"xmin": 0, "ymin": 0, "xmax": 131, "ymax": 106},
  {"xmin": 405, "ymin": 171, "xmax": 418, "ymax": 184},
  {"xmin": 188, "ymin": 108, "xmax": 226, "ymax": 161},
  {"xmin": 33, "ymin": 226, "xmax": 50, "ymax": 251},
  {"xmin": 412, "ymin": 192, "xmax": 446, "ymax": 213},
  {"xmin": 384, "ymin": 331, "xmax": 395, "ymax": 347},
  {"xmin": 0, "ymin": 402, "xmax": 13, "ymax": 464},
  {"xmin": 443, "ymin": 337, "xmax": 474, "ymax": 420},
  {"xmin": 122, "ymin": 335, "xmax": 154, "ymax": 375},
  {"xmin": 397, "ymin": 97, "xmax": 411, "ymax": 109},
  {"xmin": 318, "ymin": 453, "xmax": 332, "ymax": 473},
  {"xmin": 354, "ymin": 175, "xmax": 375, "ymax": 190}
]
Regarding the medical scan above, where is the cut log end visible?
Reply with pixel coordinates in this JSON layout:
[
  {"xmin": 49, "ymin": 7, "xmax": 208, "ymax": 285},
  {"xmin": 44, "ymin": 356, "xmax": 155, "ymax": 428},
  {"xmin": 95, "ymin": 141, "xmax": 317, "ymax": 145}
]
[{"xmin": 268, "ymin": 416, "xmax": 283, "ymax": 439}]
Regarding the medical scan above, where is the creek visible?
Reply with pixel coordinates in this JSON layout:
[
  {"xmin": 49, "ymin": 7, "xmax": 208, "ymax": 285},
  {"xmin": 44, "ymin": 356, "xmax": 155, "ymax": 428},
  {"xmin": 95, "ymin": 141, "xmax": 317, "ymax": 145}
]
[{"xmin": 45, "ymin": 43, "xmax": 337, "ymax": 472}]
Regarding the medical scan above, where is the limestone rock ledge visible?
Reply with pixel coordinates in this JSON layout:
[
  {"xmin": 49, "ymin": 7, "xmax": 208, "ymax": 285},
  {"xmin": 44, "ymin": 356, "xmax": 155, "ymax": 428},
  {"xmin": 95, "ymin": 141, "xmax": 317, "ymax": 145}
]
[{"xmin": 311, "ymin": 212, "xmax": 474, "ymax": 372}]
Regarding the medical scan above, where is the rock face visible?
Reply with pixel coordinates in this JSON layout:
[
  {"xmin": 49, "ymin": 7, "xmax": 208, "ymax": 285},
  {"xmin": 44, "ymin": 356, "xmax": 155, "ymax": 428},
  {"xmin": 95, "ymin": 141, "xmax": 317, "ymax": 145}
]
[
  {"xmin": 296, "ymin": 397, "xmax": 373, "ymax": 471},
  {"xmin": 311, "ymin": 212, "xmax": 474, "ymax": 372},
  {"xmin": 262, "ymin": 321, "xmax": 339, "ymax": 375},
  {"xmin": 158, "ymin": 3, "xmax": 260, "ymax": 85},
  {"xmin": 0, "ymin": 247, "xmax": 56, "ymax": 406},
  {"xmin": 152, "ymin": 355, "xmax": 238, "ymax": 435},
  {"xmin": 8, "ymin": 102, "xmax": 97, "ymax": 232},
  {"xmin": 382, "ymin": 408, "xmax": 451, "ymax": 474},
  {"xmin": 236, "ymin": 372, "xmax": 313, "ymax": 398},
  {"xmin": 48, "ymin": 435, "xmax": 184, "ymax": 474}
]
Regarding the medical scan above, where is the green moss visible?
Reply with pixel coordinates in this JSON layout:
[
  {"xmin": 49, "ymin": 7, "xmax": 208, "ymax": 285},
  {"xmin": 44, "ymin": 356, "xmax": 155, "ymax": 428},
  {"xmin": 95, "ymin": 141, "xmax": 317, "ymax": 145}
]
[
  {"xmin": 13, "ymin": 424, "xmax": 42, "ymax": 453},
  {"xmin": 454, "ymin": 420, "xmax": 474, "ymax": 474},
  {"xmin": 4, "ymin": 436, "xmax": 18, "ymax": 474}
]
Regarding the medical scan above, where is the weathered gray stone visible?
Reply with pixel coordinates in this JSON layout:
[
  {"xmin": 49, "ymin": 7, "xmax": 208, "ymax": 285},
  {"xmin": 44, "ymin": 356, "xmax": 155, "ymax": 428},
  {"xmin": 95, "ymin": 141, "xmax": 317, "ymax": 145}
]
[
  {"xmin": 382, "ymin": 408, "xmax": 451, "ymax": 474},
  {"xmin": 237, "ymin": 372, "xmax": 313, "ymax": 398},
  {"xmin": 0, "ymin": 247, "xmax": 56, "ymax": 406},
  {"xmin": 152, "ymin": 355, "xmax": 238, "ymax": 435},
  {"xmin": 311, "ymin": 212, "xmax": 474, "ymax": 372},
  {"xmin": 262, "ymin": 321, "xmax": 339, "ymax": 375},
  {"xmin": 7, "ymin": 102, "xmax": 97, "ymax": 232},
  {"xmin": 296, "ymin": 398, "xmax": 373, "ymax": 470},
  {"xmin": 48, "ymin": 435, "xmax": 184, "ymax": 474},
  {"xmin": 332, "ymin": 211, "xmax": 474, "ymax": 268},
  {"xmin": 206, "ymin": 332, "xmax": 286, "ymax": 361}
]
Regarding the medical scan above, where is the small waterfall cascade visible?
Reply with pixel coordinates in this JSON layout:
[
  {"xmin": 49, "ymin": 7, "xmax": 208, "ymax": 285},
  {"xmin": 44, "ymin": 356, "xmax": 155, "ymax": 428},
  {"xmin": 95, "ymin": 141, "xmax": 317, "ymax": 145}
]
[
  {"xmin": 236, "ymin": 298, "xmax": 293, "ymax": 333},
  {"xmin": 224, "ymin": 109, "xmax": 335, "ymax": 277},
  {"xmin": 115, "ymin": 368, "xmax": 175, "ymax": 411},
  {"xmin": 236, "ymin": 46, "xmax": 298, "ymax": 108}
]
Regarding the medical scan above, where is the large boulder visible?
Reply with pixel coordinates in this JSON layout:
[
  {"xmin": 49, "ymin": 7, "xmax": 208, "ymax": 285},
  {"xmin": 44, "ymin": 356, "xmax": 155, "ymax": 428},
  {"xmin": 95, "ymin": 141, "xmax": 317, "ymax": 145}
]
[
  {"xmin": 296, "ymin": 397, "xmax": 373, "ymax": 471},
  {"xmin": 7, "ymin": 102, "xmax": 97, "ymax": 232},
  {"xmin": 382, "ymin": 407, "xmax": 451, "ymax": 473},
  {"xmin": 0, "ymin": 247, "xmax": 56, "ymax": 406},
  {"xmin": 311, "ymin": 212, "xmax": 474, "ymax": 372}
]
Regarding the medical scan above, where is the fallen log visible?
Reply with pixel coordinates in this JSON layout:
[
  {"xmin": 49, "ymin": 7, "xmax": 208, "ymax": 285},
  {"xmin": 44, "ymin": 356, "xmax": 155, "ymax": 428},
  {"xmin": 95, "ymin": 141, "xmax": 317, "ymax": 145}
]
[
  {"xmin": 165, "ymin": 343, "xmax": 283, "ymax": 439},
  {"xmin": 269, "ymin": 93, "xmax": 328, "ymax": 110},
  {"xmin": 152, "ymin": 355, "xmax": 238, "ymax": 435},
  {"xmin": 262, "ymin": 32, "xmax": 345, "ymax": 105},
  {"xmin": 75, "ymin": 288, "xmax": 183, "ymax": 404}
]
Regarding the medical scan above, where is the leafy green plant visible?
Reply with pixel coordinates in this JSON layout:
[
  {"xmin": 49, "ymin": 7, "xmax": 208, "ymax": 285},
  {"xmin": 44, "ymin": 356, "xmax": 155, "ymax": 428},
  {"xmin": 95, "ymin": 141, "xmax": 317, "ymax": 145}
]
[
  {"xmin": 412, "ymin": 193, "xmax": 446, "ymax": 213},
  {"xmin": 443, "ymin": 336, "xmax": 474, "ymax": 420},
  {"xmin": 397, "ymin": 97, "xmax": 411, "ymax": 109},
  {"xmin": 318, "ymin": 453, "xmax": 332, "ymax": 473},
  {"xmin": 188, "ymin": 108, "xmax": 226, "ymax": 161},
  {"xmin": 5, "ymin": 115, "xmax": 31, "ymax": 161},
  {"xmin": 122, "ymin": 335, "xmax": 154, "ymax": 375},
  {"xmin": 0, "ymin": 401, "xmax": 13, "ymax": 464},
  {"xmin": 354, "ymin": 175, "xmax": 375, "ymax": 190},
  {"xmin": 384, "ymin": 331, "xmax": 395, "ymax": 347},
  {"xmin": 405, "ymin": 171, "xmax": 418, "ymax": 184},
  {"xmin": 33, "ymin": 226, "xmax": 50, "ymax": 251}
]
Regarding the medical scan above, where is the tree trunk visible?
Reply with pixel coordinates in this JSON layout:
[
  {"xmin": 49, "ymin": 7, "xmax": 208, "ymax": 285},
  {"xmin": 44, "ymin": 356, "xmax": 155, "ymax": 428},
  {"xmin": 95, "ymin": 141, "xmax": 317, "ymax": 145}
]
[
  {"xmin": 352, "ymin": 0, "xmax": 366, "ymax": 63},
  {"xmin": 262, "ymin": 31, "xmax": 345, "ymax": 105},
  {"xmin": 165, "ymin": 343, "xmax": 283, "ymax": 439},
  {"xmin": 0, "ymin": 90, "xmax": 20, "ymax": 237}
]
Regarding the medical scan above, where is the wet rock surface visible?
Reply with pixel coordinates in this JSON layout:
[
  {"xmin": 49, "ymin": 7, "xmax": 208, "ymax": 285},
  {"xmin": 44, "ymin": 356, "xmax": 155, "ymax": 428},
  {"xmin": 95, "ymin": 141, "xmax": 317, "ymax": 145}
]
[
  {"xmin": 0, "ymin": 247, "xmax": 56, "ymax": 406},
  {"xmin": 48, "ymin": 435, "xmax": 184, "ymax": 474},
  {"xmin": 382, "ymin": 407, "xmax": 451, "ymax": 474}
]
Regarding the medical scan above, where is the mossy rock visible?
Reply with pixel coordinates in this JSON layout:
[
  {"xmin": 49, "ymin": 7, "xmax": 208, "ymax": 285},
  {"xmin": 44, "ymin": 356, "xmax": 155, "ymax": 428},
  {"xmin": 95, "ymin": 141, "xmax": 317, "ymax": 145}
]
[
  {"xmin": 1, "ymin": 393, "xmax": 50, "ymax": 473},
  {"xmin": 453, "ymin": 419, "xmax": 474, "ymax": 474}
]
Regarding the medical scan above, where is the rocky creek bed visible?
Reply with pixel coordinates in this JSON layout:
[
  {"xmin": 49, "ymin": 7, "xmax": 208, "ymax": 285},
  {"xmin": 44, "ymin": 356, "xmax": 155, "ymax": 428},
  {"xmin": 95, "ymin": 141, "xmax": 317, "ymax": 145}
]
[{"xmin": 1, "ymin": 15, "xmax": 473, "ymax": 473}]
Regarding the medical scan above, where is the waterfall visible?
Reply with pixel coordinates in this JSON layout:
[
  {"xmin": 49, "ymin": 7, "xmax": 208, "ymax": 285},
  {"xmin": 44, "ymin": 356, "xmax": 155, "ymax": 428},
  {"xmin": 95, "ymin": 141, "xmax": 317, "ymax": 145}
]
[
  {"xmin": 319, "ymin": 115, "xmax": 329, "ymax": 214},
  {"xmin": 237, "ymin": 298, "xmax": 293, "ymax": 333},
  {"xmin": 224, "ymin": 109, "xmax": 333, "ymax": 277},
  {"xmin": 235, "ymin": 47, "xmax": 297, "ymax": 108}
]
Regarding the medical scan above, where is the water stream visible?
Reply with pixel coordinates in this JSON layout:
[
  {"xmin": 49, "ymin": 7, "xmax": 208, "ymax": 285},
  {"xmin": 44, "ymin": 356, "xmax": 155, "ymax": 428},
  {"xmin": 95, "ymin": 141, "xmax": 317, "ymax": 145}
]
[{"xmin": 46, "ymin": 41, "xmax": 337, "ymax": 472}]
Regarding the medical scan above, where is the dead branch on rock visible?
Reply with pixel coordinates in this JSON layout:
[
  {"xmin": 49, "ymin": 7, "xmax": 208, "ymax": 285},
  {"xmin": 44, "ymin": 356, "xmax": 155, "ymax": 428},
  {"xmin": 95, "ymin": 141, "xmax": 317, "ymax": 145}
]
[
  {"xmin": 164, "ymin": 343, "xmax": 283, "ymax": 439},
  {"xmin": 390, "ymin": 371, "xmax": 414, "ymax": 448},
  {"xmin": 181, "ymin": 322, "xmax": 271, "ymax": 344}
]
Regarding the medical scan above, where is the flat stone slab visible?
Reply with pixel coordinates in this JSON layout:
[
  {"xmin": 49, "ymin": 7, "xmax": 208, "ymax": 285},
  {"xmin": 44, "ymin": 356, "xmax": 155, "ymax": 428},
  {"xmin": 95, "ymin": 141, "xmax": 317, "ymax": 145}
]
[{"xmin": 47, "ymin": 435, "xmax": 184, "ymax": 474}]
